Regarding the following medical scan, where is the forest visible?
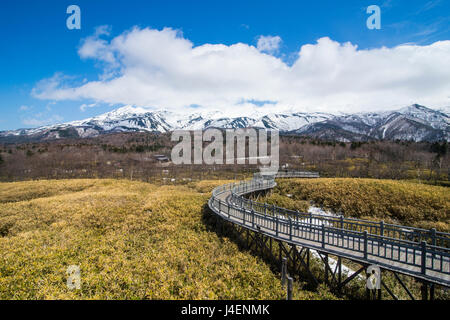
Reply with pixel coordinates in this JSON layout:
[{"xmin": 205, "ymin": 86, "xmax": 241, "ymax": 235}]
[{"xmin": 0, "ymin": 132, "xmax": 448, "ymax": 185}]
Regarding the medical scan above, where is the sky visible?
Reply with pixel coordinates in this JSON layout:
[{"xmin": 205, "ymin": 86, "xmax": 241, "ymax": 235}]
[{"xmin": 1, "ymin": 0, "xmax": 450, "ymax": 130}]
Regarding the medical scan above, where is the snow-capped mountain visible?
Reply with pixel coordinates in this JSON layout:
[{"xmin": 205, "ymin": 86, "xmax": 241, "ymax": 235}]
[
  {"xmin": 294, "ymin": 104, "xmax": 449, "ymax": 142},
  {"xmin": 1, "ymin": 104, "xmax": 448, "ymax": 142}
]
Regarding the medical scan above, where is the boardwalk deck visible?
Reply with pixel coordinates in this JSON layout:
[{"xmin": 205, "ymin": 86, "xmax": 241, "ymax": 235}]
[{"xmin": 208, "ymin": 173, "xmax": 450, "ymax": 288}]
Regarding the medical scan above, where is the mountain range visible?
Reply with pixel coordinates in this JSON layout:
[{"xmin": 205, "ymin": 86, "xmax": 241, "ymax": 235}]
[{"xmin": 1, "ymin": 104, "xmax": 448, "ymax": 143}]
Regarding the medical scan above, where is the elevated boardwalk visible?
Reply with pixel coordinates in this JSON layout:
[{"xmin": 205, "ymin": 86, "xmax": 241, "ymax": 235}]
[{"xmin": 208, "ymin": 171, "xmax": 450, "ymax": 297}]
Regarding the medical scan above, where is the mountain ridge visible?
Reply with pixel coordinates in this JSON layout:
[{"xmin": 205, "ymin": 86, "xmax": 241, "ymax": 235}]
[{"xmin": 1, "ymin": 104, "xmax": 448, "ymax": 142}]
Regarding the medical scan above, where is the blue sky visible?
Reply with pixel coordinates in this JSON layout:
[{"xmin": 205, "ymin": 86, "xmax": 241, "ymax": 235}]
[{"xmin": 1, "ymin": 0, "xmax": 449, "ymax": 130}]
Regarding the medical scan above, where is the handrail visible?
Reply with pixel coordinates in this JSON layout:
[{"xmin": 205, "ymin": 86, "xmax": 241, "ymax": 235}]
[{"xmin": 208, "ymin": 171, "xmax": 450, "ymax": 286}]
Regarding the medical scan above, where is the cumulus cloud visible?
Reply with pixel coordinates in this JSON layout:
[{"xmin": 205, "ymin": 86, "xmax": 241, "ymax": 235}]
[
  {"xmin": 257, "ymin": 35, "xmax": 282, "ymax": 54},
  {"xmin": 80, "ymin": 103, "xmax": 98, "ymax": 112},
  {"xmin": 32, "ymin": 27, "xmax": 450, "ymax": 115},
  {"xmin": 22, "ymin": 114, "xmax": 63, "ymax": 127}
]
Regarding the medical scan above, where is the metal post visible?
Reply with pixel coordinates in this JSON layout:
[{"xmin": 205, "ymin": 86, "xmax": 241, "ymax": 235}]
[
  {"xmin": 281, "ymin": 257, "xmax": 287, "ymax": 287},
  {"xmin": 275, "ymin": 215, "xmax": 279, "ymax": 237},
  {"xmin": 430, "ymin": 283, "xmax": 435, "ymax": 301},
  {"xmin": 287, "ymin": 276, "xmax": 293, "ymax": 300},
  {"xmin": 337, "ymin": 256, "xmax": 342, "ymax": 295},
  {"xmin": 421, "ymin": 241, "xmax": 427, "ymax": 275},
  {"xmin": 377, "ymin": 273, "xmax": 382, "ymax": 300},
  {"xmin": 246, "ymin": 229, "xmax": 249, "ymax": 249},
  {"xmin": 251, "ymin": 209, "xmax": 255, "ymax": 228},
  {"xmin": 363, "ymin": 230, "xmax": 368, "ymax": 259},
  {"xmin": 270, "ymin": 237, "xmax": 272, "ymax": 256},
  {"xmin": 421, "ymin": 282, "xmax": 428, "ymax": 300},
  {"xmin": 431, "ymin": 228, "xmax": 436, "ymax": 246},
  {"xmin": 289, "ymin": 217, "xmax": 292, "ymax": 241},
  {"xmin": 321, "ymin": 224, "xmax": 326, "ymax": 248},
  {"xmin": 278, "ymin": 241, "xmax": 282, "ymax": 267},
  {"xmin": 430, "ymin": 228, "xmax": 437, "ymax": 261},
  {"xmin": 306, "ymin": 248, "xmax": 310, "ymax": 269}
]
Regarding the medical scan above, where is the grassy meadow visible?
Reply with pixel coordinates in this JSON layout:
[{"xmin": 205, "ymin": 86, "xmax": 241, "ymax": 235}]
[
  {"xmin": 0, "ymin": 177, "xmax": 448, "ymax": 300},
  {"xmin": 0, "ymin": 179, "xmax": 335, "ymax": 300}
]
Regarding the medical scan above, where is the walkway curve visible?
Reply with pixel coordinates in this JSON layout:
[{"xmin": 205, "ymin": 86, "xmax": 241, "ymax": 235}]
[{"xmin": 208, "ymin": 171, "xmax": 450, "ymax": 287}]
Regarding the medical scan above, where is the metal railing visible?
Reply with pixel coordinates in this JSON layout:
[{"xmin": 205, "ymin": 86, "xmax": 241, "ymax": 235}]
[
  {"xmin": 253, "ymin": 171, "xmax": 320, "ymax": 179},
  {"xmin": 208, "ymin": 172, "xmax": 450, "ymax": 285}
]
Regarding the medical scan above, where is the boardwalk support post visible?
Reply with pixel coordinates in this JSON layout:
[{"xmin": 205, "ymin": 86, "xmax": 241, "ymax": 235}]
[
  {"xmin": 430, "ymin": 283, "xmax": 435, "ymax": 301},
  {"xmin": 337, "ymin": 256, "xmax": 342, "ymax": 295},
  {"xmin": 287, "ymin": 276, "xmax": 293, "ymax": 300},
  {"xmin": 421, "ymin": 282, "xmax": 428, "ymax": 300},
  {"xmin": 281, "ymin": 257, "xmax": 287, "ymax": 287},
  {"xmin": 306, "ymin": 248, "xmax": 310, "ymax": 269}
]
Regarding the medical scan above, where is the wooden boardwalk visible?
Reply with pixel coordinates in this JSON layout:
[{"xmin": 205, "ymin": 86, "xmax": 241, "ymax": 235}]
[{"xmin": 208, "ymin": 173, "xmax": 450, "ymax": 288}]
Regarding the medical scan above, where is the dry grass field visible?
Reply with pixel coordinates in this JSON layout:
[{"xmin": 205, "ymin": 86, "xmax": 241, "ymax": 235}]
[
  {"xmin": 0, "ymin": 179, "xmax": 335, "ymax": 300},
  {"xmin": 267, "ymin": 178, "xmax": 450, "ymax": 231}
]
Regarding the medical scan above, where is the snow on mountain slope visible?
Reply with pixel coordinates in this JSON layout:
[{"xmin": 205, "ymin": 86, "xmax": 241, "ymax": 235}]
[
  {"xmin": 396, "ymin": 104, "xmax": 449, "ymax": 130},
  {"xmin": 0, "ymin": 104, "xmax": 448, "ymax": 142},
  {"xmin": 292, "ymin": 104, "xmax": 449, "ymax": 141}
]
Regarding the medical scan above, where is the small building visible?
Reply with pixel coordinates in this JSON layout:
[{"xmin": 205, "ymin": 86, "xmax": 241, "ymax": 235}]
[{"xmin": 154, "ymin": 154, "xmax": 170, "ymax": 163}]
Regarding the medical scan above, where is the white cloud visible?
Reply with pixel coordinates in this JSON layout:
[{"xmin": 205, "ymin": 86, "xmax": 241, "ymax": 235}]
[
  {"xmin": 32, "ymin": 27, "xmax": 450, "ymax": 115},
  {"xmin": 80, "ymin": 103, "xmax": 98, "ymax": 112},
  {"xmin": 257, "ymin": 35, "xmax": 282, "ymax": 54},
  {"xmin": 19, "ymin": 105, "xmax": 31, "ymax": 111},
  {"xmin": 22, "ymin": 114, "xmax": 63, "ymax": 127}
]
